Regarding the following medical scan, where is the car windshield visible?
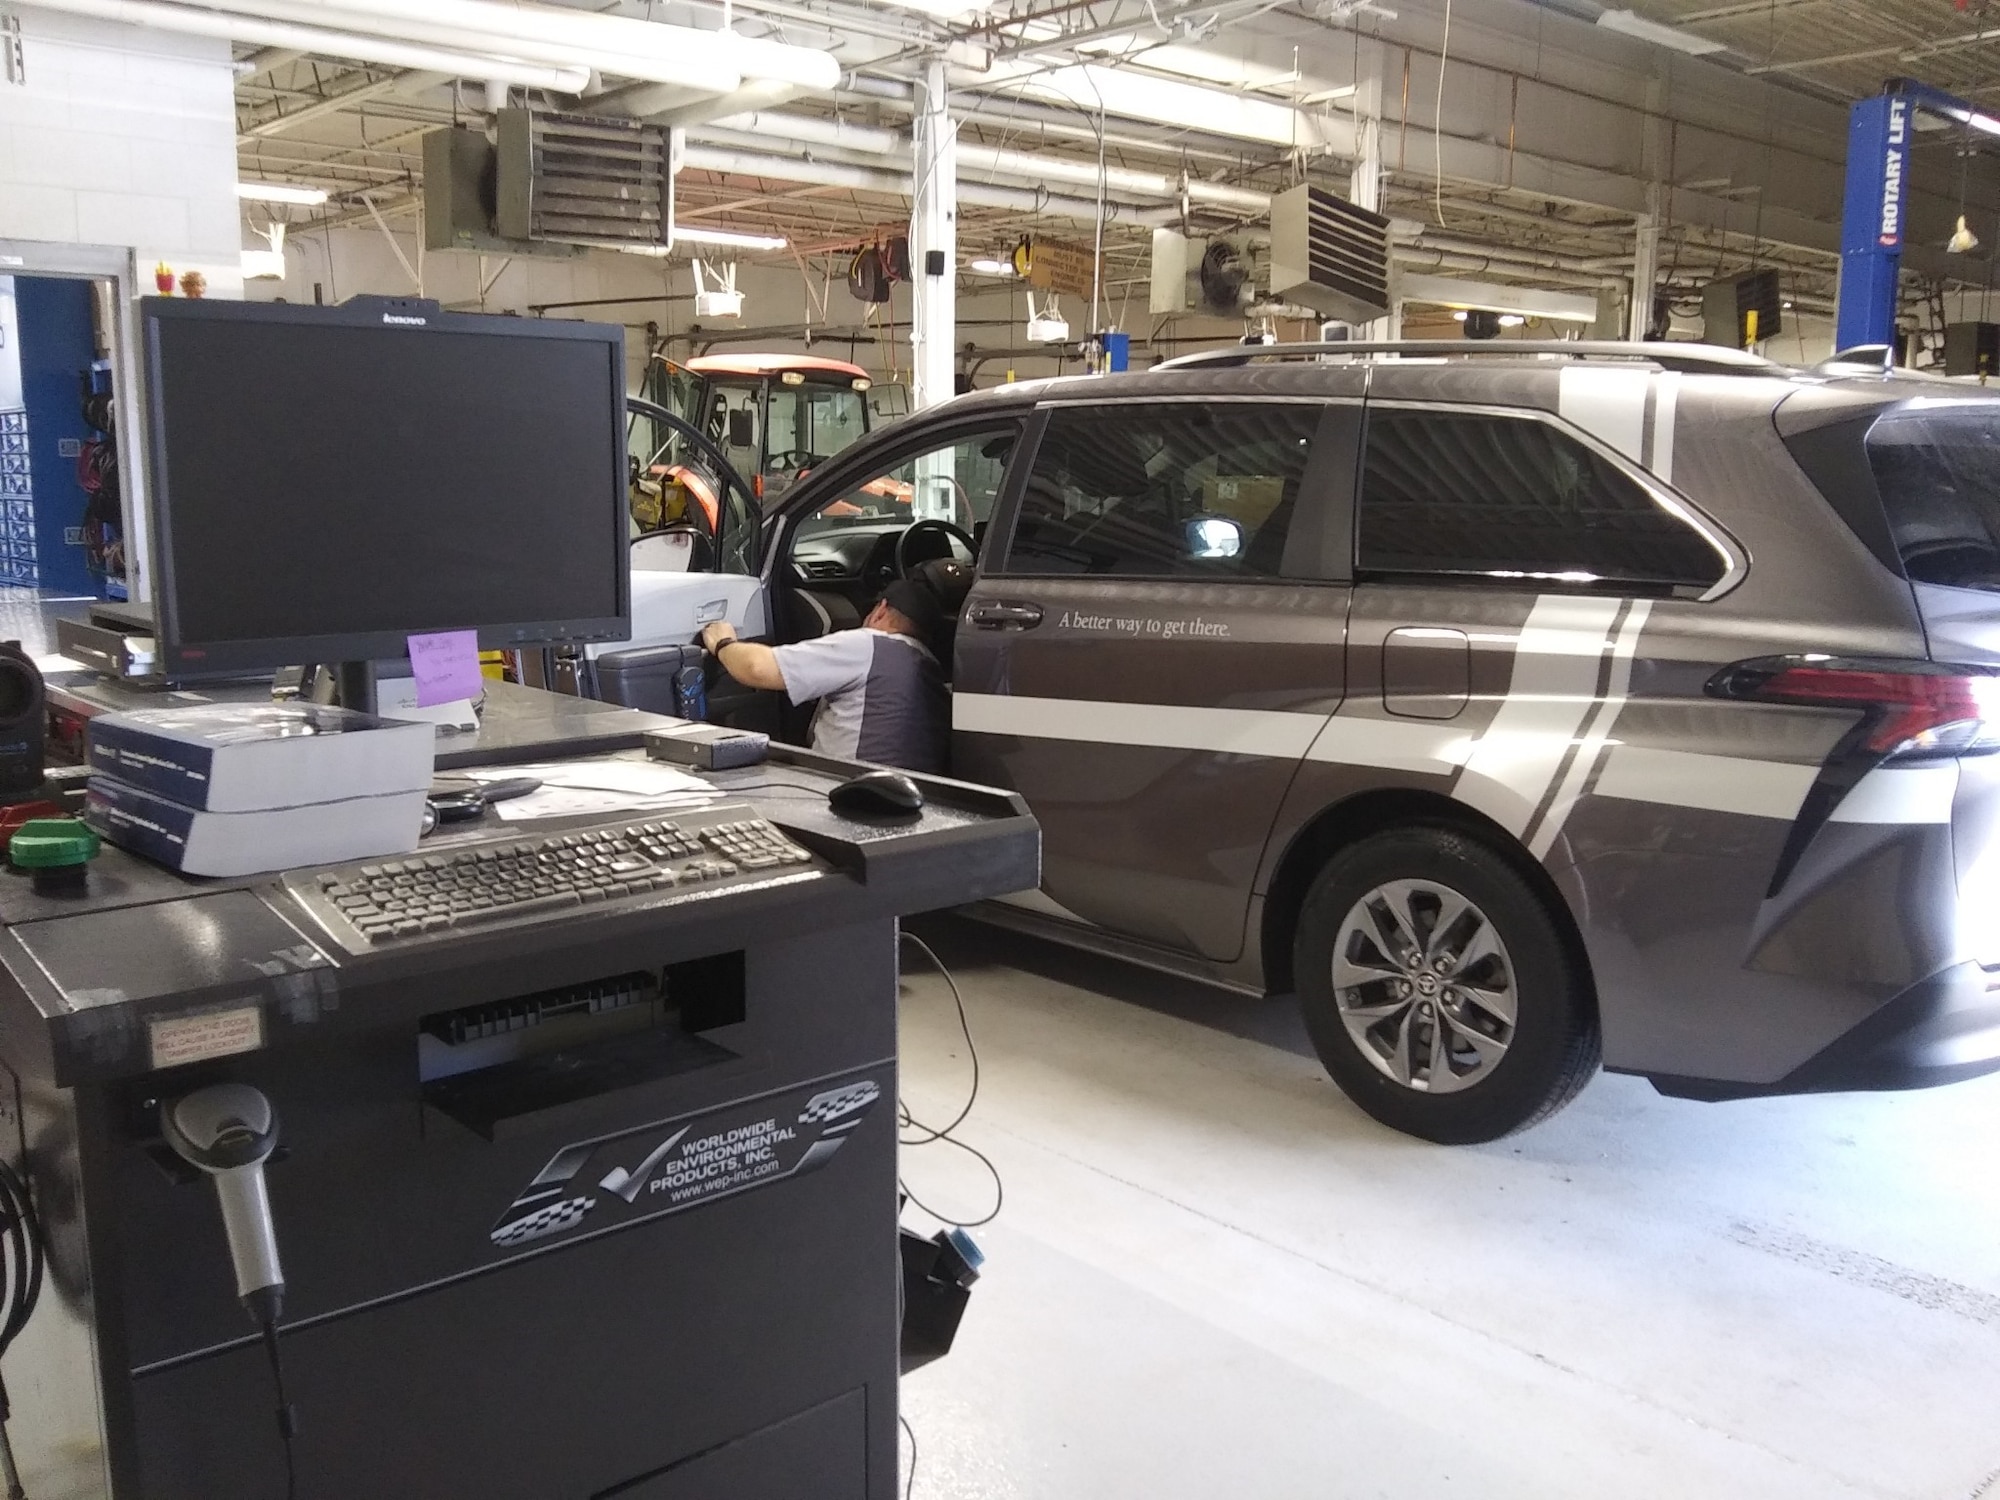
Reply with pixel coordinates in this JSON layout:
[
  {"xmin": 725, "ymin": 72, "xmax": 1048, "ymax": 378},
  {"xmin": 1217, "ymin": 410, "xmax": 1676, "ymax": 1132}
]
[{"xmin": 1867, "ymin": 401, "xmax": 2000, "ymax": 592}]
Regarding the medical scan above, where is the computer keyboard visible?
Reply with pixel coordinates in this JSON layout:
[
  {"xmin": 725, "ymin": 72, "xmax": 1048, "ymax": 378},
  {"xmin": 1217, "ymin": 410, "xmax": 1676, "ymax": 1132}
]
[{"xmin": 291, "ymin": 804, "xmax": 818, "ymax": 946}]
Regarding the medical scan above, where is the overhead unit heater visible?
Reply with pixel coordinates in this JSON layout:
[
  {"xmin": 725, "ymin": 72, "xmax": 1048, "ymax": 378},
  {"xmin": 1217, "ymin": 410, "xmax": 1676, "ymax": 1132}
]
[
  {"xmin": 495, "ymin": 108, "xmax": 674, "ymax": 253},
  {"xmin": 1268, "ymin": 183, "xmax": 1392, "ymax": 324},
  {"xmin": 1701, "ymin": 267, "xmax": 1782, "ymax": 349},
  {"xmin": 423, "ymin": 125, "xmax": 580, "ymax": 260}
]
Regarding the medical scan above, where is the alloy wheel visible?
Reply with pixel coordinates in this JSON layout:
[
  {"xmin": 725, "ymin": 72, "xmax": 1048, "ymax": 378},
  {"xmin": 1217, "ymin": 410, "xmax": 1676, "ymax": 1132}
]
[{"xmin": 1330, "ymin": 878, "xmax": 1518, "ymax": 1094}]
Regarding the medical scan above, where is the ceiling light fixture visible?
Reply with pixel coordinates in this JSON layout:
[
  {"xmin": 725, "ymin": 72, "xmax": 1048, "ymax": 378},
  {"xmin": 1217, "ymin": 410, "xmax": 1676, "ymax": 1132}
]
[
  {"xmin": 672, "ymin": 227, "xmax": 790, "ymax": 251},
  {"xmin": 968, "ymin": 257, "xmax": 1014, "ymax": 275},
  {"xmin": 236, "ymin": 181, "xmax": 328, "ymax": 206},
  {"xmin": 1943, "ymin": 105, "xmax": 2000, "ymax": 139},
  {"xmin": 1594, "ymin": 10, "xmax": 1726, "ymax": 56}
]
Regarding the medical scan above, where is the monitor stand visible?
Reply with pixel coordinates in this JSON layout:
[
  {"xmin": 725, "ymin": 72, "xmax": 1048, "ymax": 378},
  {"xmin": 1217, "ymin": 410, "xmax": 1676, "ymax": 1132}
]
[
  {"xmin": 329, "ymin": 660, "xmax": 386, "ymax": 717},
  {"xmin": 316, "ymin": 660, "xmax": 481, "ymax": 729}
]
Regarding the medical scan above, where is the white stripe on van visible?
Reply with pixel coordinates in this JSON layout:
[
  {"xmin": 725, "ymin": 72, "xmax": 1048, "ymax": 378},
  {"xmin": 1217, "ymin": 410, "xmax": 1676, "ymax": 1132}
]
[
  {"xmin": 952, "ymin": 694, "xmax": 1323, "ymax": 759},
  {"xmin": 1451, "ymin": 595, "xmax": 1626, "ymax": 839},
  {"xmin": 1828, "ymin": 764, "xmax": 1958, "ymax": 825},
  {"xmin": 1302, "ymin": 716, "xmax": 1477, "ymax": 775},
  {"xmin": 1527, "ymin": 599, "xmax": 1652, "ymax": 859},
  {"xmin": 1593, "ymin": 746, "xmax": 1817, "ymax": 820},
  {"xmin": 1559, "ymin": 365, "xmax": 1650, "ymax": 466}
]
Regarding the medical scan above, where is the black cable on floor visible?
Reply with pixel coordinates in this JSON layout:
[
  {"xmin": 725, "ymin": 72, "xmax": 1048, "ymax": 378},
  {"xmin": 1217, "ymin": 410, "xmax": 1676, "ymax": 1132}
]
[
  {"xmin": 896, "ymin": 931, "xmax": 1003, "ymax": 1230},
  {"xmin": 897, "ymin": 932, "xmax": 979, "ymax": 1146},
  {"xmin": 899, "ymin": 1413, "xmax": 917, "ymax": 1500},
  {"xmin": 0, "ymin": 1154, "xmax": 45, "ymax": 1500}
]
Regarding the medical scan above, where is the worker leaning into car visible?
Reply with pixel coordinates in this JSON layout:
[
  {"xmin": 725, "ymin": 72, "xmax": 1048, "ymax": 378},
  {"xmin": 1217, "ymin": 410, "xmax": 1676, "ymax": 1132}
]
[{"xmin": 700, "ymin": 579, "xmax": 949, "ymax": 775}]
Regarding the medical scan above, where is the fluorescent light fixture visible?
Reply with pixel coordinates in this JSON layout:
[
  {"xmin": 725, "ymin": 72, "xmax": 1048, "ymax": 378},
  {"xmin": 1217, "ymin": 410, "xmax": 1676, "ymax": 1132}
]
[
  {"xmin": 968, "ymin": 257, "xmax": 1014, "ymax": 275},
  {"xmin": 672, "ymin": 227, "xmax": 789, "ymax": 251},
  {"xmin": 619, "ymin": 245, "xmax": 672, "ymax": 257},
  {"xmin": 1452, "ymin": 309, "xmax": 1468, "ymax": 321},
  {"xmin": 1942, "ymin": 105, "xmax": 2000, "ymax": 138},
  {"xmin": 982, "ymin": 61, "xmax": 1334, "ymax": 150},
  {"xmin": 1498, "ymin": 313, "xmax": 1527, "ymax": 328},
  {"xmin": 236, "ymin": 180, "xmax": 327, "ymax": 206},
  {"xmin": 1595, "ymin": 10, "xmax": 1725, "ymax": 56},
  {"xmin": 1074, "ymin": 40, "xmax": 1310, "ymax": 93}
]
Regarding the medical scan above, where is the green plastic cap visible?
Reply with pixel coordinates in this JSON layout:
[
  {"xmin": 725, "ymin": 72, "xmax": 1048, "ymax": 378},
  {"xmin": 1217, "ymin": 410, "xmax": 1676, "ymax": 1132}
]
[{"xmin": 10, "ymin": 818, "xmax": 101, "ymax": 870}]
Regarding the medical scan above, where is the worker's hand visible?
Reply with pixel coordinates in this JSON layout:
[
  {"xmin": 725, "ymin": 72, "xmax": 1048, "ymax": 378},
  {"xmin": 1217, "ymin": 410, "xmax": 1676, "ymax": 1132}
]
[{"xmin": 700, "ymin": 621, "xmax": 738, "ymax": 654}]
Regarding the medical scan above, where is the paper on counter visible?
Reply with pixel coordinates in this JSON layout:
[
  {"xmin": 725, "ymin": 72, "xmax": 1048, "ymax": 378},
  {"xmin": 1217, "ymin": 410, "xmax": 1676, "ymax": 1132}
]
[{"xmin": 458, "ymin": 760, "xmax": 721, "ymax": 821}]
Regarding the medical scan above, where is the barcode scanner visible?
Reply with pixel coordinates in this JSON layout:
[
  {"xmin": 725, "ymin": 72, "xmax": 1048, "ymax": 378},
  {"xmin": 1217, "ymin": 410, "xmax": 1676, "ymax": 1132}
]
[
  {"xmin": 161, "ymin": 1086, "xmax": 286, "ymax": 1319},
  {"xmin": 161, "ymin": 1085, "xmax": 300, "ymax": 1493}
]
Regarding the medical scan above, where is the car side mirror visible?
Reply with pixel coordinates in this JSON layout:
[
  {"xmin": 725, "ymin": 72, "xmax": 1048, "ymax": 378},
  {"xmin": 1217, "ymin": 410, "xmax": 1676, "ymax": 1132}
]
[
  {"xmin": 1185, "ymin": 513, "xmax": 1245, "ymax": 560},
  {"xmin": 728, "ymin": 410, "xmax": 756, "ymax": 448}
]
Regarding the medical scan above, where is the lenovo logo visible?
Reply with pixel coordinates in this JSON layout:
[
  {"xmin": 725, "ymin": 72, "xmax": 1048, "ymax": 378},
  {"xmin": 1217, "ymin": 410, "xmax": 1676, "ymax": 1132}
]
[{"xmin": 381, "ymin": 313, "xmax": 428, "ymax": 326}]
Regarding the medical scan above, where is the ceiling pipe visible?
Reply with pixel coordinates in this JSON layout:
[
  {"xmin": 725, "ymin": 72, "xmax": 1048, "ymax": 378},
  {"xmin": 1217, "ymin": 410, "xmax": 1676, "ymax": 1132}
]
[
  {"xmin": 595, "ymin": 79, "xmax": 749, "ymax": 118},
  {"xmin": 679, "ymin": 142, "xmax": 1175, "ymax": 228},
  {"xmin": 707, "ymin": 109, "xmax": 900, "ymax": 156},
  {"xmin": 228, "ymin": 0, "xmax": 751, "ymax": 94},
  {"xmin": 197, "ymin": 0, "xmax": 841, "ymax": 91},
  {"xmin": 690, "ymin": 108, "xmax": 1272, "ymax": 214},
  {"xmin": 839, "ymin": 71, "xmax": 914, "ymax": 101},
  {"xmin": 237, "ymin": 44, "xmax": 303, "ymax": 77},
  {"xmin": 11, "ymin": 0, "xmax": 590, "ymax": 90}
]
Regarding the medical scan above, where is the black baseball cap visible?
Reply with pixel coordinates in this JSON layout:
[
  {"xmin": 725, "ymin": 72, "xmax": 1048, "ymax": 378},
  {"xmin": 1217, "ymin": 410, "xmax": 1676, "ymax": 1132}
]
[{"xmin": 880, "ymin": 579, "xmax": 943, "ymax": 636}]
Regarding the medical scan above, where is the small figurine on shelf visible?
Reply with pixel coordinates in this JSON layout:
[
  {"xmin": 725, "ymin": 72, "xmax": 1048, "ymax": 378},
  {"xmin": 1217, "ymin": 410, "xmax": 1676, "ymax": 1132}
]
[
  {"xmin": 178, "ymin": 270, "xmax": 206, "ymax": 299},
  {"xmin": 154, "ymin": 262, "xmax": 175, "ymax": 294}
]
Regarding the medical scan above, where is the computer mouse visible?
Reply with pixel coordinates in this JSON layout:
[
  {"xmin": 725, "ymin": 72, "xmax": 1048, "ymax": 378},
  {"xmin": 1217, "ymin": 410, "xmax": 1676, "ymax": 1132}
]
[{"xmin": 828, "ymin": 769, "xmax": 925, "ymax": 818}]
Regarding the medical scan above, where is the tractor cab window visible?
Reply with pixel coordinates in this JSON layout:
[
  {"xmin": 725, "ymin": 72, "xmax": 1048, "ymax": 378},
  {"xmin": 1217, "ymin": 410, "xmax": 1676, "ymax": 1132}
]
[
  {"xmin": 706, "ymin": 380, "xmax": 763, "ymax": 484},
  {"xmin": 765, "ymin": 380, "xmax": 870, "ymax": 497}
]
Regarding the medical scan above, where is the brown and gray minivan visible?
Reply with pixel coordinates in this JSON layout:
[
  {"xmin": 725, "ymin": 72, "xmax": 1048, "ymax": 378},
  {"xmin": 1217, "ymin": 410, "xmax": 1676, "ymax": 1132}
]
[{"xmin": 613, "ymin": 341, "xmax": 2000, "ymax": 1142}]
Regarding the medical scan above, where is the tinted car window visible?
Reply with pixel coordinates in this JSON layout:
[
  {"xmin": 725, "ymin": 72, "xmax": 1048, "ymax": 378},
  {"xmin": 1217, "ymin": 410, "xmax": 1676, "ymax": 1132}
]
[
  {"xmin": 1002, "ymin": 403, "xmax": 1319, "ymax": 577},
  {"xmin": 1358, "ymin": 410, "xmax": 1724, "ymax": 590},
  {"xmin": 1866, "ymin": 403, "xmax": 2000, "ymax": 592}
]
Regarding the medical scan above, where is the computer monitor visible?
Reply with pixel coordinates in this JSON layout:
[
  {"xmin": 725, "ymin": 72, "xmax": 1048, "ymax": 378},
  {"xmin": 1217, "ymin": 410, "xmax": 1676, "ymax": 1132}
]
[{"xmin": 140, "ymin": 295, "xmax": 630, "ymax": 683}]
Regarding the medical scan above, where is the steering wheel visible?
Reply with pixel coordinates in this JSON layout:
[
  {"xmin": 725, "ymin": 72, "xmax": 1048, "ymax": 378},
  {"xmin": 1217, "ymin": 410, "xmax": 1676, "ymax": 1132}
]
[
  {"xmin": 896, "ymin": 518, "xmax": 977, "ymax": 578},
  {"xmin": 767, "ymin": 447, "xmax": 815, "ymax": 475}
]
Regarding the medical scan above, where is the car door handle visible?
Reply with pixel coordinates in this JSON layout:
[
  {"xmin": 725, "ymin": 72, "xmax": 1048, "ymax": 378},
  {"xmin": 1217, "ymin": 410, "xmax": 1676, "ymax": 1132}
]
[{"xmin": 965, "ymin": 599, "xmax": 1044, "ymax": 631}]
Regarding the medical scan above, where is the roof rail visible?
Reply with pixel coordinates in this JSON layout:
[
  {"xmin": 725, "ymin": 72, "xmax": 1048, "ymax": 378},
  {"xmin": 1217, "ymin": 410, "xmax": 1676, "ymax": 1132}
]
[{"xmin": 1150, "ymin": 339, "xmax": 1785, "ymax": 376}]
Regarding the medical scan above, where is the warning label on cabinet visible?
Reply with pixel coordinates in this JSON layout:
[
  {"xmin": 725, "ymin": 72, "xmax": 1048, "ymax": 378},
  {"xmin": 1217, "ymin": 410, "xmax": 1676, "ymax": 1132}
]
[{"xmin": 148, "ymin": 1004, "xmax": 265, "ymax": 1071}]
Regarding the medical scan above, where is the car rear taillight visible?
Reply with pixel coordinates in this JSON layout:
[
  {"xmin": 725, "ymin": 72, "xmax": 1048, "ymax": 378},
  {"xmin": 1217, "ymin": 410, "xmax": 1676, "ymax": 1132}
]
[{"xmin": 1707, "ymin": 656, "xmax": 2000, "ymax": 761}]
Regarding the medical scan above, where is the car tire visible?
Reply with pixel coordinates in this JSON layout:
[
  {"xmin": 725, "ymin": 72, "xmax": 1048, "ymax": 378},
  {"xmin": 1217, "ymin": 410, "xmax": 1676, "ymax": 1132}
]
[{"xmin": 1294, "ymin": 825, "xmax": 1599, "ymax": 1144}]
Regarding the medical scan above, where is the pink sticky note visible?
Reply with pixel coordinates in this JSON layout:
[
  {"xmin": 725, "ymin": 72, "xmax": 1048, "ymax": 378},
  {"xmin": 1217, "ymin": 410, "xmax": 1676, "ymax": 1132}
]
[{"xmin": 407, "ymin": 630, "xmax": 483, "ymax": 707}]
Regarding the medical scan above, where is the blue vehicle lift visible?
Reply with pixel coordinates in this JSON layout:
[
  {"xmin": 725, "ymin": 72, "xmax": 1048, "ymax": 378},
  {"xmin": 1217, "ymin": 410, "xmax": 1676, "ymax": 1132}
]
[{"xmin": 1838, "ymin": 78, "xmax": 1993, "ymax": 353}]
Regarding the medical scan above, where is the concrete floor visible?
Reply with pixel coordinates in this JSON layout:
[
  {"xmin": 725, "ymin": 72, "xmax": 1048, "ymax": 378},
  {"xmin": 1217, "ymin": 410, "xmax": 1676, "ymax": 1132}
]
[
  {"xmin": 18, "ymin": 589, "xmax": 1998, "ymax": 1495},
  {"xmin": 896, "ymin": 914, "xmax": 2000, "ymax": 1500}
]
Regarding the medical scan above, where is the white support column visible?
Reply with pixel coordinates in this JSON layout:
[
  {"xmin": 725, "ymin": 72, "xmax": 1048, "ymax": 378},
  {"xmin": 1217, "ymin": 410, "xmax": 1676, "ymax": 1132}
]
[
  {"xmin": 1629, "ymin": 209, "xmax": 1662, "ymax": 341},
  {"xmin": 1629, "ymin": 65, "xmax": 1668, "ymax": 342},
  {"xmin": 1349, "ymin": 57, "xmax": 1395, "ymax": 341},
  {"xmin": 910, "ymin": 59, "xmax": 957, "ymax": 420}
]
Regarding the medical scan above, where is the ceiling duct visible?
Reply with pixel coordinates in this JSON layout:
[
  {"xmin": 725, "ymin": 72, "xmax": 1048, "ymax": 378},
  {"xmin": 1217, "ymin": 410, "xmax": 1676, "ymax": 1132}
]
[
  {"xmin": 1268, "ymin": 183, "xmax": 1391, "ymax": 325},
  {"xmin": 496, "ymin": 109, "xmax": 674, "ymax": 253}
]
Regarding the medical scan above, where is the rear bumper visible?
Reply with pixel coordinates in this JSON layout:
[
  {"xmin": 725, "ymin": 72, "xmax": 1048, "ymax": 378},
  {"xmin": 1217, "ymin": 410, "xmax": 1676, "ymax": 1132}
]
[{"xmin": 1647, "ymin": 960, "xmax": 2000, "ymax": 1102}]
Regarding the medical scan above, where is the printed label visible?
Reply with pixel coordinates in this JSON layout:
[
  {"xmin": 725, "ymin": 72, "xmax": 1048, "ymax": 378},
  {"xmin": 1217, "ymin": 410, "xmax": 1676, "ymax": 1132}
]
[
  {"xmin": 148, "ymin": 1004, "xmax": 264, "ymax": 1070},
  {"xmin": 487, "ymin": 1074, "xmax": 883, "ymax": 1251}
]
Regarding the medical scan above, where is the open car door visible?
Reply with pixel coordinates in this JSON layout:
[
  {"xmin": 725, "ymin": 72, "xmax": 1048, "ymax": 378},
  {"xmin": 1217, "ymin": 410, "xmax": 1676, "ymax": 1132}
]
[{"xmin": 581, "ymin": 397, "xmax": 781, "ymax": 732}]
